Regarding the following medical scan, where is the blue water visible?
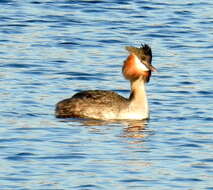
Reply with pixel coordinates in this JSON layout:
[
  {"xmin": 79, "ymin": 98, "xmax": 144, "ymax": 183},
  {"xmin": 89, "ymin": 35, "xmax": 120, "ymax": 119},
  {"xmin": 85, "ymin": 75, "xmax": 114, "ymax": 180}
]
[{"xmin": 0, "ymin": 0, "xmax": 213, "ymax": 189}]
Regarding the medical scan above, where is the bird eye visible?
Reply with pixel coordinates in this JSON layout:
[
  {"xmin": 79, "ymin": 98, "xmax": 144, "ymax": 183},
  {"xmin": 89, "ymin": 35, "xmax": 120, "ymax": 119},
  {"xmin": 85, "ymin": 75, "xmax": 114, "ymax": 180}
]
[{"xmin": 141, "ymin": 56, "xmax": 146, "ymax": 61}]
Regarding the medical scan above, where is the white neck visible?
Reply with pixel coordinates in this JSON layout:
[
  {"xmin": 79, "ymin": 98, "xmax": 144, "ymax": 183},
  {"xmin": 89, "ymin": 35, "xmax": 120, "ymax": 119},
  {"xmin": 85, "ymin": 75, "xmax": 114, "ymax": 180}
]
[{"xmin": 128, "ymin": 77, "xmax": 149, "ymax": 119}]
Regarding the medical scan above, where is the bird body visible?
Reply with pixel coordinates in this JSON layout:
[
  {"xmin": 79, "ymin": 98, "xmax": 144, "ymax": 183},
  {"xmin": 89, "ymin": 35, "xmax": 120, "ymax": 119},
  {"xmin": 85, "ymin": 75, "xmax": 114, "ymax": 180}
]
[{"xmin": 55, "ymin": 44, "xmax": 156, "ymax": 120}]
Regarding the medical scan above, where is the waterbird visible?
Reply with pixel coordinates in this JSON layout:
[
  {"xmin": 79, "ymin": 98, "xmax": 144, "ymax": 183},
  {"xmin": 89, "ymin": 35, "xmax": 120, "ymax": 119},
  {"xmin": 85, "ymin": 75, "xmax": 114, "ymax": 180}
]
[{"xmin": 55, "ymin": 44, "xmax": 157, "ymax": 120}]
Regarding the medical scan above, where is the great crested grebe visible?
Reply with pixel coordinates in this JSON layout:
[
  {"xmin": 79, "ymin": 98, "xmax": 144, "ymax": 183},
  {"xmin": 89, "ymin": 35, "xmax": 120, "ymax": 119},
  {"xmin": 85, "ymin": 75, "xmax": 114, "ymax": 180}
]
[{"xmin": 55, "ymin": 44, "xmax": 156, "ymax": 120}]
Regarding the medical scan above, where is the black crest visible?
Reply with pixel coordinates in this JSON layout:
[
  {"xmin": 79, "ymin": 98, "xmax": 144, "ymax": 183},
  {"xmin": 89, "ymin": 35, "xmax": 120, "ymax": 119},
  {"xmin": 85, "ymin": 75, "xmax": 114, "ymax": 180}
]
[
  {"xmin": 140, "ymin": 44, "xmax": 152, "ymax": 57},
  {"xmin": 125, "ymin": 44, "xmax": 152, "ymax": 63}
]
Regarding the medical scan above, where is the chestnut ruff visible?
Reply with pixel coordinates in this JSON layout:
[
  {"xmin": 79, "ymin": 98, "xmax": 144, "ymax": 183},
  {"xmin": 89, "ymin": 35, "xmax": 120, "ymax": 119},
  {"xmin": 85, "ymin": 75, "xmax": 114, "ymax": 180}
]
[{"xmin": 122, "ymin": 54, "xmax": 152, "ymax": 83}]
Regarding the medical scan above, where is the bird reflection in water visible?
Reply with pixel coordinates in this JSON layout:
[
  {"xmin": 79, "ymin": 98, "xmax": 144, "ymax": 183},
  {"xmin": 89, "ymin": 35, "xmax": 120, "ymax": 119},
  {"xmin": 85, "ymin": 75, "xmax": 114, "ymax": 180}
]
[
  {"xmin": 59, "ymin": 118, "xmax": 150, "ymax": 140},
  {"xmin": 122, "ymin": 120, "xmax": 149, "ymax": 139}
]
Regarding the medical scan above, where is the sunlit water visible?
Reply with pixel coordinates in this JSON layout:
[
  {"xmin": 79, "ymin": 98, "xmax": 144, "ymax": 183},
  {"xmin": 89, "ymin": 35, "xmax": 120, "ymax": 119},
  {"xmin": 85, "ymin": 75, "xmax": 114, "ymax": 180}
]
[{"xmin": 0, "ymin": 0, "xmax": 212, "ymax": 189}]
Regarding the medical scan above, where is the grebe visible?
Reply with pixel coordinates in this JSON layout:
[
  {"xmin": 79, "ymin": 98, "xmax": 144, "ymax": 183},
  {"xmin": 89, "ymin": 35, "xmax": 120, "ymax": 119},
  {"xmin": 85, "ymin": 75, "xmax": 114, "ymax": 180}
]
[{"xmin": 55, "ymin": 44, "xmax": 156, "ymax": 120}]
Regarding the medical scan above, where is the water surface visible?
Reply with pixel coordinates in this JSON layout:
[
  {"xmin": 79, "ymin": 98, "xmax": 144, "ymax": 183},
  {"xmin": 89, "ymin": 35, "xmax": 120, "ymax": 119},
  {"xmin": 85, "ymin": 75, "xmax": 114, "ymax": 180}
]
[{"xmin": 0, "ymin": 0, "xmax": 213, "ymax": 189}]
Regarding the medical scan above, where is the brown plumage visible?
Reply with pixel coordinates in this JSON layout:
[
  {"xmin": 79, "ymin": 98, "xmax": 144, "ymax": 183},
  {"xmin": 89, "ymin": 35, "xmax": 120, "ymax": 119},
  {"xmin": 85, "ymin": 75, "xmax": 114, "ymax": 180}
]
[{"xmin": 55, "ymin": 90, "xmax": 128, "ymax": 118}]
